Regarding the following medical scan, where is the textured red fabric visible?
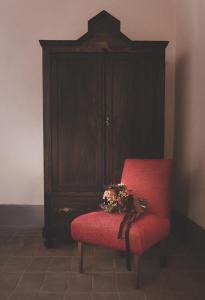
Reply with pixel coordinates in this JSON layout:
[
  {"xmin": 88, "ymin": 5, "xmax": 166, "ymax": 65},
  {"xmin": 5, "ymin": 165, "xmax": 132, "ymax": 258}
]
[
  {"xmin": 121, "ymin": 159, "xmax": 174, "ymax": 218},
  {"xmin": 71, "ymin": 211, "xmax": 170, "ymax": 254},
  {"xmin": 71, "ymin": 159, "xmax": 173, "ymax": 254}
]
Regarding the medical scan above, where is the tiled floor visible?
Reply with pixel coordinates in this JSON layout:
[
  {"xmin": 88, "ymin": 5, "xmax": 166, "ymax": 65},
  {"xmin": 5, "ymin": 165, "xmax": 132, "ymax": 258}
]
[{"xmin": 0, "ymin": 228, "xmax": 205, "ymax": 300}]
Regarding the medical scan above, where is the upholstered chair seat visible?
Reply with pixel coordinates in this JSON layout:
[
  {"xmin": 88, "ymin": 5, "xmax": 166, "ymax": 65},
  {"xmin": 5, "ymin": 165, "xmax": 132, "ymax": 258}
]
[{"xmin": 72, "ymin": 211, "xmax": 170, "ymax": 254}]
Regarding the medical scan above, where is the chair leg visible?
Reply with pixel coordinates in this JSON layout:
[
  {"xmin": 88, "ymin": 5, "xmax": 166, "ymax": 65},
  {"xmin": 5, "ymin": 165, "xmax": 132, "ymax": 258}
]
[
  {"xmin": 160, "ymin": 238, "xmax": 168, "ymax": 267},
  {"xmin": 78, "ymin": 241, "xmax": 83, "ymax": 273},
  {"xmin": 133, "ymin": 254, "xmax": 141, "ymax": 289}
]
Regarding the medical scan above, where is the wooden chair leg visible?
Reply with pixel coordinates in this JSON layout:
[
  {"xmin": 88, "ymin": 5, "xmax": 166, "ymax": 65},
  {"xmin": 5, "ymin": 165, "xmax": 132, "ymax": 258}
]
[
  {"xmin": 78, "ymin": 241, "xmax": 83, "ymax": 273},
  {"xmin": 160, "ymin": 238, "xmax": 168, "ymax": 267},
  {"xmin": 133, "ymin": 254, "xmax": 141, "ymax": 289}
]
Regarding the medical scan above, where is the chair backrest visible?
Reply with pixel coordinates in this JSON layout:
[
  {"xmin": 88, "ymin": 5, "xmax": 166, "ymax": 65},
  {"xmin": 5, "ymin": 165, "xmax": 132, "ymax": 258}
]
[{"xmin": 121, "ymin": 159, "xmax": 174, "ymax": 218}]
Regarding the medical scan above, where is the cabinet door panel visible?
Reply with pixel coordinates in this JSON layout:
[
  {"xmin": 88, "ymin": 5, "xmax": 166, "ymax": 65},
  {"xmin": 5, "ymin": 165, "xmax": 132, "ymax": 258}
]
[
  {"xmin": 50, "ymin": 53, "xmax": 104, "ymax": 192},
  {"xmin": 106, "ymin": 53, "xmax": 164, "ymax": 183}
]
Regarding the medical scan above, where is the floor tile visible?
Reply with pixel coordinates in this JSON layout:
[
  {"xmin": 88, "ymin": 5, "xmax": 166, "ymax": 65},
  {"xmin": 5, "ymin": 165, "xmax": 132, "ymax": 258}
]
[
  {"xmin": 167, "ymin": 236, "xmax": 189, "ymax": 255},
  {"xmin": 48, "ymin": 257, "xmax": 72, "ymax": 272},
  {"xmin": 13, "ymin": 244, "xmax": 39, "ymax": 256},
  {"xmin": 119, "ymin": 291, "xmax": 145, "ymax": 300},
  {"xmin": 0, "ymin": 272, "xmax": 22, "ymax": 290},
  {"xmin": 188, "ymin": 270, "xmax": 205, "ymax": 285},
  {"xmin": 0, "ymin": 245, "xmax": 17, "ymax": 257},
  {"xmin": 188, "ymin": 271, "xmax": 205, "ymax": 296},
  {"xmin": 34, "ymin": 246, "xmax": 60, "ymax": 257},
  {"xmin": 0, "ymin": 257, "xmax": 8, "ymax": 271},
  {"xmin": 174, "ymin": 292, "xmax": 204, "ymax": 300},
  {"xmin": 68, "ymin": 273, "xmax": 92, "ymax": 292},
  {"xmin": 0, "ymin": 272, "xmax": 22, "ymax": 299},
  {"xmin": 163, "ymin": 270, "xmax": 196, "ymax": 293},
  {"xmin": 0, "ymin": 236, "xmax": 11, "ymax": 245},
  {"xmin": 117, "ymin": 272, "xmax": 145, "ymax": 291},
  {"xmin": 140, "ymin": 271, "xmax": 170, "ymax": 294},
  {"xmin": 0, "ymin": 290, "xmax": 12, "ymax": 300},
  {"xmin": 0, "ymin": 228, "xmax": 16, "ymax": 237},
  {"xmin": 6, "ymin": 236, "xmax": 25, "ymax": 247},
  {"xmin": 35, "ymin": 244, "xmax": 74, "ymax": 257},
  {"xmin": 37, "ymin": 292, "xmax": 65, "ymax": 300},
  {"xmin": 93, "ymin": 272, "xmax": 116, "ymax": 292},
  {"xmin": 8, "ymin": 291, "xmax": 37, "ymax": 300},
  {"xmin": 14, "ymin": 228, "xmax": 41, "ymax": 236},
  {"xmin": 145, "ymin": 290, "xmax": 175, "ymax": 300},
  {"xmin": 23, "ymin": 236, "xmax": 42, "ymax": 246},
  {"xmin": 167, "ymin": 253, "xmax": 202, "ymax": 270},
  {"xmin": 15, "ymin": 272, "xmax": 45, "ymax": 292},
  {"xmin": 3, "ymin": 257, "xmax": 32, "ymax": 272},
  {"xmin": 93, "ymin": 255, "xmax": 115, "ymax": 272},
  {"xmin": 66, "ymin": 293, "xmax": 92, "ymax": 300},
  {"xmin": 27, "ymin": 257, "xmax": 52, "ymax": 272},
  {"xmin": 92, "ymin": 292, "xmax": 119, "ymax": 300},
  {"xmin": 41, "ymin": 272, "xmax": 68, "ymax": 293}
]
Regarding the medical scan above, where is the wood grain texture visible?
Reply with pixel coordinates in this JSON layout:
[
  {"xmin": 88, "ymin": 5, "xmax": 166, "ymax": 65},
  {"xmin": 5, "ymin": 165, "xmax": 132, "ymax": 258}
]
[
  {"xmin": 50, "ymin": 53, "xmax": 105, "ymax": 192},
  {"xmin": 106, "ymin": 52, "xmax": 165, "ymax": 182}
]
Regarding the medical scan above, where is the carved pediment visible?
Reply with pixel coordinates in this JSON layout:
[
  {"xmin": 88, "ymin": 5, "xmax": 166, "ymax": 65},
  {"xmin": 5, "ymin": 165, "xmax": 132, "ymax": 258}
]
[
  {"xmin": 78, "ymin": 10, "xmax": 131, "ymax": 49},
  {"xmin": 88, "ymin": 10, "xmax": 120, "ymax": 34}
]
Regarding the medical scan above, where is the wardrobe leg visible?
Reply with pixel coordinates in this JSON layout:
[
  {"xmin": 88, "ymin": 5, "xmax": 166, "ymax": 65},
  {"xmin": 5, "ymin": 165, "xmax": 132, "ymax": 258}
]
[
  {"xmin": 133, "ymin": 254, "xmax": 141, "ymax": 289},
  {"xmin": 160, "ymin": 238, "xmax": 168, "ymax": 267},
  {"xmin": 78, "ymin": 241, "xmax": 84, "ymax": 273}
]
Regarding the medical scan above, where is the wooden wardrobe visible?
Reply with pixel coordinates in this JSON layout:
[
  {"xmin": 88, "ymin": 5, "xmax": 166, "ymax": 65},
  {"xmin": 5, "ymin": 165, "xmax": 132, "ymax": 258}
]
[{"xmin": 40, "ymin": 11, "xmax": 168, "ymax": 245}]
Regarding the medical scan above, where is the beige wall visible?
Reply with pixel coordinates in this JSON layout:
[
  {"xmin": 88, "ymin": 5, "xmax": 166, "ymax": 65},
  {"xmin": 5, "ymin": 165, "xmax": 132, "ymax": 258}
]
[
  {"xmin": 174, "ymin": 0, "xmax": 205, "ymax": 229},
  {"xmin": 0, "ymin": 0, "xmax": 176, "ymax": 205}
]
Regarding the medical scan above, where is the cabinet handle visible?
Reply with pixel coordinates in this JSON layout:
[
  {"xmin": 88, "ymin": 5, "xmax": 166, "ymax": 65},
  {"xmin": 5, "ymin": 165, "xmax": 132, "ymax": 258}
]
[
  {"xmin": 58, "ymin": 207, "xmax": 73, "ymax": 213},
  {"xmin": 106, "ymin": 116, "xmax": 110, "ymax": 127}
]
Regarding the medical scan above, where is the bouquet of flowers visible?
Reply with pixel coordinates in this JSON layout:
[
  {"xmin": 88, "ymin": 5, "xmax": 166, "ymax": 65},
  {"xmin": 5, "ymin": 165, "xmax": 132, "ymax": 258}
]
[{"xmin": 100, "ymin": 183, "xmax": 133, "ymax": 213}]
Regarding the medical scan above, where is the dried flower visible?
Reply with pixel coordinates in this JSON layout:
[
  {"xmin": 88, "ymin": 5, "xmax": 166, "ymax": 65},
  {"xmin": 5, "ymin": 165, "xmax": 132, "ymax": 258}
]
[{"xmin": 100, "ymin": 183, "xmax": 133, "ymax": 213}]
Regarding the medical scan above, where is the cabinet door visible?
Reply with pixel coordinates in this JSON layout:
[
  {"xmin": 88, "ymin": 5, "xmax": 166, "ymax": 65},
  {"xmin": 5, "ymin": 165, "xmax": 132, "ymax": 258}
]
[
  {"xmin": 105, "ymin": 52, "xmax": 164, "ymax": 183},
  {"xmin": 50, "ymin": 53, "xmax": 105, "ymax": 193}
]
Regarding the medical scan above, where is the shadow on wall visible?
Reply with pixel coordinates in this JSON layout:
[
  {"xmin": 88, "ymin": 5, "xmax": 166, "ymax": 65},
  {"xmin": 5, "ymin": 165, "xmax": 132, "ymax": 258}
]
[
  {"xmin": 173, "ymin": 52, "xmax": 192, "ymax": 217},
  {"xmin": 173, "ymin": 51, "xmax": 204, "ymax": 219}
]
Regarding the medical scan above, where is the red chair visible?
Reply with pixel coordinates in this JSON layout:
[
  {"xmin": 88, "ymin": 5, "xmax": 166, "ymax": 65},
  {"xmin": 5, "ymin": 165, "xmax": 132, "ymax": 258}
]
[{"xmin": 71, "ymin": 159, "xmax": 174, "ymax": 288}]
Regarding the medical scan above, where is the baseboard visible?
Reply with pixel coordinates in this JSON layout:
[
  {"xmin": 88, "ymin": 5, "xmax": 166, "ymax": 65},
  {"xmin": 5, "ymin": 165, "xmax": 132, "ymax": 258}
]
[
  {"xmin": 171, "ymin": 209, "xmax": 205, "ymax": 253},
  {"xmin": 0, "ymin": 205, "xmax": 43, "ymax": 228}
]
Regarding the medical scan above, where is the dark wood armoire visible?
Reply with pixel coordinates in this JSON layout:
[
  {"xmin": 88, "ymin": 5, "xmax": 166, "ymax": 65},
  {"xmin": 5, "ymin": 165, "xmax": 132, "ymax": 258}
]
[{"xmin": 40, "ymin": 11, "xmax": 168, "ymax": 245}]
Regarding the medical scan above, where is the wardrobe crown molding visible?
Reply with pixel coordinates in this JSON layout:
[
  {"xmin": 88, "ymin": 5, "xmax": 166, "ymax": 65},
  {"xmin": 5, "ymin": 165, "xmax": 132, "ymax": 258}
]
[{"xmin": 39, "ymin": 10, "xmax": 168, "ymax": 51}]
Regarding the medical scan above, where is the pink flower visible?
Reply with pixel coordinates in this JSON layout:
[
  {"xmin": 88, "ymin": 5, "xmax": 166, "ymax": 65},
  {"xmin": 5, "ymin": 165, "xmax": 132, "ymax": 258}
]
[{"xmin": 103, "ymin": 189, "xmax": 117, "ymax": 201}]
